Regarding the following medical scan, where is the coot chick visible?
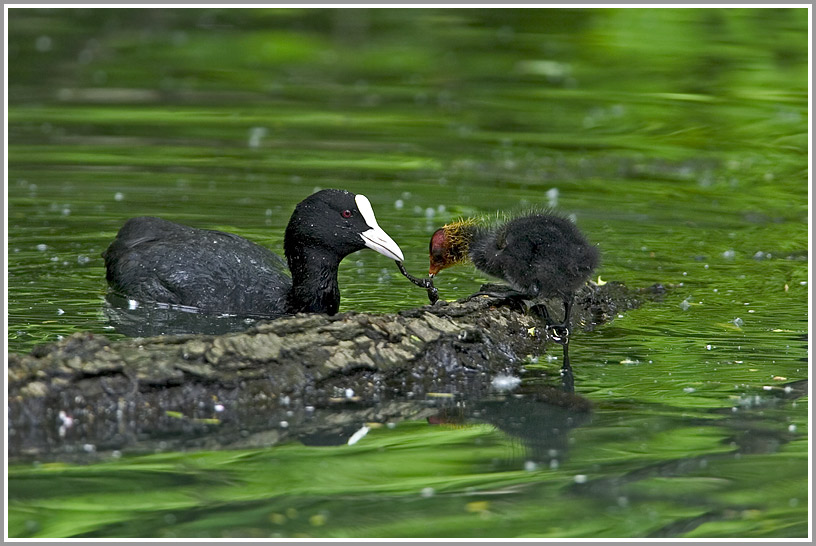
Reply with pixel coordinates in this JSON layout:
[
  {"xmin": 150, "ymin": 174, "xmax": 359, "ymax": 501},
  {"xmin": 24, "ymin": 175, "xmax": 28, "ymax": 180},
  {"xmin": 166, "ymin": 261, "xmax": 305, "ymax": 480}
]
[
  {"xmin": 429, "ymin": 213, "xmax": 599, "ymax": 306},
  {"xmin": 103, "ymin": 189, "xmax": 404, "ymax": 317},
  {"xmin": 428, "ymin": 211, "xmax": 599, "ymax": 388}
]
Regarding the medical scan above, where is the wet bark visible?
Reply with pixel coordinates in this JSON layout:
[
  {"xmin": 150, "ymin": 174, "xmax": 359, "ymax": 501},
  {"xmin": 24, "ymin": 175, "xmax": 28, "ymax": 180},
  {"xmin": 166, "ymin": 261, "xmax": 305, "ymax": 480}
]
[{"xmin": 7, "ymin": 281, "xmax": 666, "ymax": 458}]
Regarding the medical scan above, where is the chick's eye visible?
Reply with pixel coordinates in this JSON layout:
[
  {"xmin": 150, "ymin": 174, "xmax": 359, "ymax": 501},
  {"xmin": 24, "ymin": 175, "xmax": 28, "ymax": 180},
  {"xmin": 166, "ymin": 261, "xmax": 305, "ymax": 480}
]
[{"xmin": 341, "ymin": 209, "xmax": 352, "ymax": 219}]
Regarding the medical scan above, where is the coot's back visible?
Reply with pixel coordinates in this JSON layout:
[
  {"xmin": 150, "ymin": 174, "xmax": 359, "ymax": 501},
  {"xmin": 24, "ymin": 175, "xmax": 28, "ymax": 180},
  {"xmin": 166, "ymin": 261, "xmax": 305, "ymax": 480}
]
[{"xmin": 103, "ymin": 216, "xmax": 291, "ymax": 316}]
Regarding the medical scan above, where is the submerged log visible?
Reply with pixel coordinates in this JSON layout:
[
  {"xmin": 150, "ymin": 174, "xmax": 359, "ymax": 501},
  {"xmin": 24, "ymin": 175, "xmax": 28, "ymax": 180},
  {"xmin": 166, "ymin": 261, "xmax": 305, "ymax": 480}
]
[{"xmin": 7, "ymin": 281, "xmax": 665, "ymax": 458}]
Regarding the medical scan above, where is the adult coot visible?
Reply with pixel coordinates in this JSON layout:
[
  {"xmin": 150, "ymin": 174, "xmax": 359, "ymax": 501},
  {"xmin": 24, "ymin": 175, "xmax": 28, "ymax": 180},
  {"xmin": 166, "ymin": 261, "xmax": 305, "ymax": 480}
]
[
  {"xmin": 428, "ymin": 211, "xmax": 599, "ymax": 389},
  {"xmin": 103, "ymin": 189, "xmax": 404, "ymax": 317}
]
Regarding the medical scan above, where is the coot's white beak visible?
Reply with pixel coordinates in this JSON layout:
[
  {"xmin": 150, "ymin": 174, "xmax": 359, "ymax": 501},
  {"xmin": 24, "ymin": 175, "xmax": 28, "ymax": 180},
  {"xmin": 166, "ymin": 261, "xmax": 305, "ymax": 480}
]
[{"xmin": 356, "ymin": 194, "xmax": 405, "ymax": 262}]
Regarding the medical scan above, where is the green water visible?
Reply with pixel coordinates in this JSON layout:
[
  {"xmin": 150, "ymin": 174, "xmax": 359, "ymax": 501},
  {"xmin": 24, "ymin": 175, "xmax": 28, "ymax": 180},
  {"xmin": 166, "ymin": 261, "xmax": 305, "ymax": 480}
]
[{"xmin": 6, "ymin": 7, "xmax": 809, "ymax": 538}]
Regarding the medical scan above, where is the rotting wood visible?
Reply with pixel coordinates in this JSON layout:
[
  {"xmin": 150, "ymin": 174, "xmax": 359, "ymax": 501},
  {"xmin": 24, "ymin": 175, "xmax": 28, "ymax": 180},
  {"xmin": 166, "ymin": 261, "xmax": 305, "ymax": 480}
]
[{"xmin": 7, "ymin": 281, "xmax": 666, "ymax": 458}]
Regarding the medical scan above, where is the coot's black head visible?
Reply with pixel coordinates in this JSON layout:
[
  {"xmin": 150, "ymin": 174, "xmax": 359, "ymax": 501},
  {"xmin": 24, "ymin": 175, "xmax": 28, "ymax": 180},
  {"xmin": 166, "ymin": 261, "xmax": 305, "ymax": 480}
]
[{"xmin": 284, "ymin": 189, "xmax": 404, "ymax": 266}]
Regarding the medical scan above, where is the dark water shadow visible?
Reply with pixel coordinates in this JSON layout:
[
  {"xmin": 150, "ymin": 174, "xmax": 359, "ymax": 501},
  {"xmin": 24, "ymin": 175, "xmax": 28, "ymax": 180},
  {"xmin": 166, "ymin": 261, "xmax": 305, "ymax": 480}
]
[
  {"xmin": 8, "ymin": 380, "xmax": 592, "ymax": 470},
  {"xmin": 102, "ymin": 293, "xmax": 281, "ymax": 337},
  {"xmin": 424, "ymin": 387, "xmax": 592, "ymax": 467}
]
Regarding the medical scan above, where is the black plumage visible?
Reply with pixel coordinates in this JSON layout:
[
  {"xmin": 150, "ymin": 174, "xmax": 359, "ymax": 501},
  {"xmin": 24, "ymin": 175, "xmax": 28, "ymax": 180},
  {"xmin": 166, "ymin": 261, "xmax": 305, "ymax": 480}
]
[
  {"xmin": 102, "ymin": 189, "xmax": 404, "ymax": 317},
  {"xmin": 429, "ymin": 213, "xmax": 599, "ymax": 305},
  {"xmin": 468, "ymin": 214, "xmax": 599, "ymax": 303},
  {"xmin": 428, "ymin": 211, "xmax": 600, "ymax": 390}
]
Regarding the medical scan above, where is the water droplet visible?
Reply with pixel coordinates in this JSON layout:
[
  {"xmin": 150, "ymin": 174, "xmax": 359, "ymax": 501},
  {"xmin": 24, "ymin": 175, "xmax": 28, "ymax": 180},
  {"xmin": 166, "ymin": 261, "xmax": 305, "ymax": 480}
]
[
  {"xmin": 491, "ymin": 374, "xmax": 521, "ymax": 391},
  {"xmin": 35, "ymin": 35, "xmax": 52, "ymax": 52},
  {"xmin": 248, "ymin": 126, "xmax": 267, "ymax": 148},
  {"xmin": 546, "ymin": 187, "xmax": 559, "ymax": 208}
]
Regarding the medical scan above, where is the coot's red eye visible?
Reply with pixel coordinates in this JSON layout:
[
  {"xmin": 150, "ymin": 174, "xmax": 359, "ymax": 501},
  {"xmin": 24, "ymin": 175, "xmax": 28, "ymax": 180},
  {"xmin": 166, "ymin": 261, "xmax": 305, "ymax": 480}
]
[{"xmin": 341, "ymin": 209, "xmax": 352, "ymax": 218}]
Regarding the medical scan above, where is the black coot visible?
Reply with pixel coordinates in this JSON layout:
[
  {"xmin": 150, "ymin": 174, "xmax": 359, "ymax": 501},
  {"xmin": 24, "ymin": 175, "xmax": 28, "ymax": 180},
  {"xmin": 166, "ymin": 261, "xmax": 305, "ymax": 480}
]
[
  {"xmin": 428, "ymin": 212, "xmax": 600, "ymax": 389},
  {"xmin": 103, "ymin": 189, "xmax": 404, "ymax": 317}
]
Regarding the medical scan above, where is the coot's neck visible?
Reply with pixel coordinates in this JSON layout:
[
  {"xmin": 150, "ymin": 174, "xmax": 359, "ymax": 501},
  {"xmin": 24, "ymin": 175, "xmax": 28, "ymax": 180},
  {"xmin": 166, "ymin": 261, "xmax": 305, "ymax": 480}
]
[{"xmin": 285, "ymin": 247, "xmax": 342, "ymax": 315}]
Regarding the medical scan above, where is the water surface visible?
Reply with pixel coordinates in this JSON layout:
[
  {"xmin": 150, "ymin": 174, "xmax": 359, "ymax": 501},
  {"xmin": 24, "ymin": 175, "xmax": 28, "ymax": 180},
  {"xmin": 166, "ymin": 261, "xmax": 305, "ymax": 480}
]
[{"xmin": 6, "ymin": 7, "xmax": 809, "ymax": 538}]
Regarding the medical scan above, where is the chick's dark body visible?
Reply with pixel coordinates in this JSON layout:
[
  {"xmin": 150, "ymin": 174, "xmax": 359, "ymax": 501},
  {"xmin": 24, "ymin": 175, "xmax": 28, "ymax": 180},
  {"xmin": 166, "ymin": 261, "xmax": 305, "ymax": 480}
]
[
  {"xmin": 468, "ymin": 214, "xmax": 600, "ymax": 299},
  {"xmin": 429, "ymin": 211, "xmax": 599, "ymax": 392}
]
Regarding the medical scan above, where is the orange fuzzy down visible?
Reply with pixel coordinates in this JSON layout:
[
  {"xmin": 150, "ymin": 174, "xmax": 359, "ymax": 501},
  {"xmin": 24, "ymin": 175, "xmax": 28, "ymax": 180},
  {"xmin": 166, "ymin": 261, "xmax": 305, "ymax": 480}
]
[{"xmin": 429, "ymin": 218, "xmax": 479, "ymax": 275}]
